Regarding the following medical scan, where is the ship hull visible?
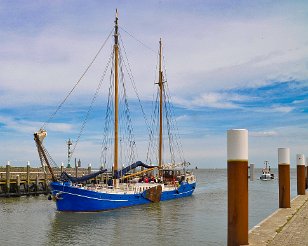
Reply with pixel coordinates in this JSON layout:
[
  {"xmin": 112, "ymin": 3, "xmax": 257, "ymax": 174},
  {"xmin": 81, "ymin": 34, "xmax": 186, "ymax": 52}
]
[{"xmin": 50, "ymin": 182, "xmax": 196, "ymax": 212}]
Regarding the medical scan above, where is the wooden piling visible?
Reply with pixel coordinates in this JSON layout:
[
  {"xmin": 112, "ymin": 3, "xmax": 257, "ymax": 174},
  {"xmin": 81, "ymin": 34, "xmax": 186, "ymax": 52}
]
[
  {"xmin": 6, "ymin": 161, "xmax": 10, "ymax": 194},
  {"xmin": 35, "ymin": 174, "xmax": 39, "ymax": 193},
  {"xmin": 278, "ymin": 148, "xmax": 290, "ymax": 208},
  {"xmin": 227, "ymin": 129, "xmax": 248, "ymax": 246},
  {"xmin": 88, "ymin": 163, "xmax": 92, "ymax": 175},
  {"xmin": 16, "ymin": 175, "xmax": 21, "ymax": 195},
  {"xmin": 26, "ymin": 161, "xmax": 30, "ymax": 194},
  {"xmin": 61, "ymin": 162, "xmax": 64, "ymax": 173},
  {"xmin": 297, "ymin": 154, "xmax": 305, "ymax": 195},
  {"xmin": 44, "ymin": 172, "xmax": 48, "ymax": 192},
  {"xmin": 100, "ymin": 164, "xmax": 104, "ymax": 182},
  {"xmin": 75, "ymin": 158, "xmax": 78, "ymax": 177}
]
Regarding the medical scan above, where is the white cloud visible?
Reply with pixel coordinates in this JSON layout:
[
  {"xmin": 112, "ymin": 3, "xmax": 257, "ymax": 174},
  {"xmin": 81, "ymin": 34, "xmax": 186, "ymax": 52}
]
[
  {"xmin": 0, "ymin": 116, "xmax": 73, "ymax": 134},
  {"xmin": 250, "ymin": 131, "xmax": 278, "ymax": 137},
  {"xmin": 1, "ymin": 2, "xmax": 308, "ymax": 108},
  {"xmin": 175, "ymin": 114, "xmax": 190, "ymax": 121},
  {"xmin": 173, "ymin": 92, "xmax": 250, "ymax": 109},
  {"xmin": 253, "ymin": 105, "xmax": 294, "ymax": 114},
  {"xmin": 270, "ymin": 106, "xmax": 294, "ymax": 113},
  {"xmin": 292, "ymin": 100, "xmax": 305, "ymax": 104},
  {"xmin": 0, "ymin": 1, "xmax": 308, "ymax": 167}
]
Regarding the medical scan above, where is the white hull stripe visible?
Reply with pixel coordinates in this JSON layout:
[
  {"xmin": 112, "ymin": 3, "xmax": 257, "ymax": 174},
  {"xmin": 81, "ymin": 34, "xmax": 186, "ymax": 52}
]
[
  {"xmin": 173, "ymin": 190, "xmax": 193, "ymax": 196},
  {"xmin": 53, "ymin": 190, "xmax": 128, "ymax": 202}
]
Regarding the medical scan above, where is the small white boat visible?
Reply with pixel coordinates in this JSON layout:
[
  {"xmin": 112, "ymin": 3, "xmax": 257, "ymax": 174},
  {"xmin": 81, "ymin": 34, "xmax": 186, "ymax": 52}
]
[{"xmin": 260, "ymin": 161, "xmax": 274, "ymax": 181}]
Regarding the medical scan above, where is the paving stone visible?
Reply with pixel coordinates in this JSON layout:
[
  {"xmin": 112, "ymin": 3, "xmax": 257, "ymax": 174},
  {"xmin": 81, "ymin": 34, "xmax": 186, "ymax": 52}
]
[{"xmin": 244, "ymin": 194, "xmax": 308, "ymax": 246}]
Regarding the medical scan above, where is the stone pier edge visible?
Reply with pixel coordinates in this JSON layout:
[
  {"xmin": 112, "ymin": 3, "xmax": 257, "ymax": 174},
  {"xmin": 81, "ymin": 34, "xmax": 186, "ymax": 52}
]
[{"xmin": 244, "ymin": 194, "xmax": 308, "ymax": 246}]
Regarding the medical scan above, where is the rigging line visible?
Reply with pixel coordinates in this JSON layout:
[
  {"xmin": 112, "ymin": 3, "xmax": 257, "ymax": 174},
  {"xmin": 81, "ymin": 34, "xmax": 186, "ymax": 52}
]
[
  {"xmin": 119, "ymin": 35, "xmax": 152, "ymax": 133},
  {"xmin": 42, "ymin": 28, "xmax": 113, "ymax": 129},
  {"xmin": 119, "ymin": 35, "xmax": 153, "ymax": 163},
  {"xmin": 164, "ymin": 88, "xmax": 175, "ymax": 164},
  {"xmin": 161, "ymin": 48, "xmax": 183, "ymax": 165},
  {"xmin": 146, "ymin": 88, "xmax": 160, "ymax": 164},
  {"xmin": 119, "ymin": 26, "xmax": 157, "ymax": 54},
  {"xmin": 119, "ymin": 35, "xmax": 161, "ymax": 164},
  {"xmin": 162, "ymin": 49, "xmax": 185, "ymax": 162},
  {"xmin": 147, "ymin": 44, "xmax": 160, "ymax": 164},
  {"xmin": 107, "ymin": 55, "xmax": 115, "ymax": 166},
  {"xmin": 164, "ymin": 85, "xmax": 181, "ymax": 163},
  {"xmin": 146, "ymin": 88, "xmax": 157, "ymax": 163},
  {"xmin": 153, "ymin": 87, "xmax": 160, "ymax": 163},
  {"xmin": 119, "ymin": 50, "xmax": 137, "ymax": 163},
  {"xmin": 106, "ymin": 57, "xmax": 115, "ymax": 168},
  {"xmin": 100, "ymin": 84, "xmax": 113, "ymax": 166},
  {"xmin": 70, "ymin": 51, "xmax": 113, "ymax": 158},
  {"xmin": 162, "ymin": 46, "xmax": 169, "ymax": 85},
  {"xmin": 36, "ymin": 141, "xmax": 58, "ymax": 169},
  {"xmin": 146, "ymin": 51, "xmax": 160, "ymax": 164},
  {"xmin": 165, "ymin": 81, "xmax": 185, "ymax": 162},
  {"xmin": 164, "ymin": 80, "xmax": 182, "ymax": 164},
  {"xmin": 100, "ymin": 60, "xmax": 114, "ymax": 166}
]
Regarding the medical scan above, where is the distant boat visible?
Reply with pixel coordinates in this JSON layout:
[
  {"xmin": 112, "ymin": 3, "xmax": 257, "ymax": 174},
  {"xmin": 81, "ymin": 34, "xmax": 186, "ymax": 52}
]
[
  {"xmin": 33, "ymin": 10, "xmax": 196, "ymax": 212},
  {"xmin": 260, "ymin": 161, "xmax": 274, "ymax": 181}
]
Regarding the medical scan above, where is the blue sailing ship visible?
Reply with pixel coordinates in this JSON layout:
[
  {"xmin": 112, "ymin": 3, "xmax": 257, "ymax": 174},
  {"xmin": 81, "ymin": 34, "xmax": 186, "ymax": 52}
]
[{"xmin": 34, "ymin": 10, "xmax": 196, "ymax": 212}]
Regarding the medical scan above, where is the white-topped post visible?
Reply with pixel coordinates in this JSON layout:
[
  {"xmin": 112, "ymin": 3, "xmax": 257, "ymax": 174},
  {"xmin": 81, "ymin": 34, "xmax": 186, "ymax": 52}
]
[
  {"xmin": 278, "ymin": 148, "xmax": 290, "ymax": 208},
  {"xmin": 227, "ymin": 129, "xmax": 248, "ymax": 246},
  {"xmin": 297, "ymin": 154, "xmax": 305, "ymax": 195}
]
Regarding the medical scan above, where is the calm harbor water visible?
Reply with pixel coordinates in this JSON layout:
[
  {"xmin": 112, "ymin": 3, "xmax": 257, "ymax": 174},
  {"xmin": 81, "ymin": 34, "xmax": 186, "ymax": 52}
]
[{"xmin": 0, "ymin": 168, "xmax": 298, "ymax": 246}]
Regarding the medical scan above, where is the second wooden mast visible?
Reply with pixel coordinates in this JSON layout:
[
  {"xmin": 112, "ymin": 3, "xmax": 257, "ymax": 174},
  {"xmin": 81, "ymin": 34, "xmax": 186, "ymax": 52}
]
[
  {"xmin": 114, "ymin": 10, "xmax": 119, "ymax": 187},
  {"xmin": 158, "ymin": 39, "xmax": 163, "ymax": 169}
]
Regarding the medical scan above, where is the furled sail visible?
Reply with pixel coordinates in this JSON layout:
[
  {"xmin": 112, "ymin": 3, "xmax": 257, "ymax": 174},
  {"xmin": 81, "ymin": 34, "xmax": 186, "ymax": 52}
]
[
  {"xmin": 59, "ymin": 168, "xmax": 107, "ymax": 183},
  {"xmin": 114, "ymin": 161, "xmax": 157, "ymax": 178}
]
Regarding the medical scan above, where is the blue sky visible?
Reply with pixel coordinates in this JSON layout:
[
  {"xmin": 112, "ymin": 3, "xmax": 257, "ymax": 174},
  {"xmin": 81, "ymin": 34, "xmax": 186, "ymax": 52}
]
[{"xmin": 0, "ymin": 1, "xmax": 308, "ymax": 168}]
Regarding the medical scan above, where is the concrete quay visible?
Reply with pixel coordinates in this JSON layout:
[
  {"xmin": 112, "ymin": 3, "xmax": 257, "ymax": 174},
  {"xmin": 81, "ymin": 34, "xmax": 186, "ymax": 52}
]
[{"xmin": 246, "ymin": 194, "xmax": 308, "ymax": 246}]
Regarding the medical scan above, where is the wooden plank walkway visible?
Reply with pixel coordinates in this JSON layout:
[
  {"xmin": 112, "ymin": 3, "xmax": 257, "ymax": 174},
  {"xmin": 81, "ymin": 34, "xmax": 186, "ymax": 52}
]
[{"xmin": 246, "ymin": 194, "xmax": 308, "ymax": 246}]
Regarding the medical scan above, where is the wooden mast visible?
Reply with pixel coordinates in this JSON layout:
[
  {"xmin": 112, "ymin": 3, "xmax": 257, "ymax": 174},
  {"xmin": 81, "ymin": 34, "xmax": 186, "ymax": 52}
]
[
  {"xmin": 114, "ymin": 9, "xmax": 119, "ymax": 187},
  {"xmin": 158, "ymin": 39, "xmax": 163, "ymax": 169}
]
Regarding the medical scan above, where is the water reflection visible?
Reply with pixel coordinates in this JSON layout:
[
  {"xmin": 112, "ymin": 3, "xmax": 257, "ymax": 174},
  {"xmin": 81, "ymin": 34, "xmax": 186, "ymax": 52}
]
[
  {"xmin": 46, "ymin": 195, "xmax": 198, "ymax": 246},
  {"xmin": 0, "ymin": 169, "xmax": 299, "ymax": 246}
]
